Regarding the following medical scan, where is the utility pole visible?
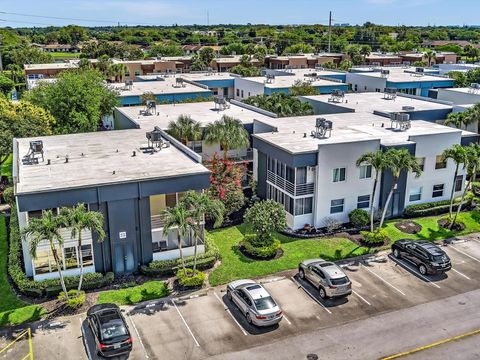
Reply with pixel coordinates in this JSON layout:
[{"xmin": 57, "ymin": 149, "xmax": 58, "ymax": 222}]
[{"xmin": 328, "ymin": 11, "xmax": 332, "ymax": 53}]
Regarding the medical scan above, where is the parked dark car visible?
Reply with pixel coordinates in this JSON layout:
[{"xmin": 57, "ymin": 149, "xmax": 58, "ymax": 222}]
[
  {"xmin": 86, "ymin": 303, "xmax": 132, "ymax": 358},
  {"xmin": 392, "ymin": 240, "xmax": 451, "ymax": 275}
]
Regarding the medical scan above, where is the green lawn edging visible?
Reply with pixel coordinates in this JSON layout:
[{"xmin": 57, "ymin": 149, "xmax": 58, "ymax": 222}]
[{"xmin": 97, "ymin": 281, "xmax": 169, "ymax": 306}]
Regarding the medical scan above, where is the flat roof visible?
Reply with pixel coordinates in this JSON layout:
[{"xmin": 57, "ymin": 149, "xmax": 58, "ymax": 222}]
[
  {"xmin": 281, "ymin": 68, "xmax": 345, "ymax": 77},
  {"xmin": 109, "ymin": 78, "xmax": 211, "ymax": 97},
  {"xmin": 116, "ymin": 101, "xmax": 274, "ymax": 129},
  {"xmin": 350, "ymin": 67, "xmax": 451, "ymax": 83},
  {"xmin": 243, "ymin": 75, "xmax": 343, "ymax": 89},
  {"xmin": 15, "ymin": 130, "xmax": 209, "ymax": 195},
  {"xmin": 253, "ymin": 113, "xmax": 469, "ymax": 154},
  {"xmin": 24, "ymin": 62, "xmax": 79, "ymax": 71},
  {"xmin": 439, "ymin": 87, "xmax": 480, "ymax": 95},
  {"xmin": 181, "ymin": 72, "xmax": 236, "ymax": 82},
  {"xmin": 302, "ymin": 92, "xmax": 452, "ymax": 113}
]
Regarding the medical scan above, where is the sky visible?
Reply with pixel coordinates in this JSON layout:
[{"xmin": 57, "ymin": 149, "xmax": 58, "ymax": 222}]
[{"xmin": 0, "ymin": 0, "xmax": 479, "ymax": 28}]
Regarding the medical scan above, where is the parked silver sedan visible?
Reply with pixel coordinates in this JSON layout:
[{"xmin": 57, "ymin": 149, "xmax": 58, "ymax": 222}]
[
  {"xmin": 298, "ymin": 259, "xmax": 352, "ymax": 299},
  {"xmin": 226, "ymin": 279, "xmax": 283, "ymax": 326}
]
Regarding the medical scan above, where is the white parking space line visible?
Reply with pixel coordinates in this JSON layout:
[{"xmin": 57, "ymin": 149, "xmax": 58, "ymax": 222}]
[
  {"xmin": 79, "ymin": 317, "xmax": 93, "ymax": 360},
  {"xmin": 213, "ymin": 292, "xmax": 248, "ymax": 336},
  {"xmin": 282, "ymin": 314, "xmax": 292, "ymax": 325},
  {"xmin": 352, "ymin": 289, "xmax": 372, "ymax": 306},
  {"xmin": 448, "ymin": 245, "xmax": 480, "ymax": 263},
  {"xmin": 361, "ymin": 263, "xmax": 407, "ymax": 296},
  {"xmin": 451, "ymin": 268, "xmax": 471, "ymax": 280},
  {"xmin": 171, "ymin": 299, "xmax": 200, "ymax": 347},
  {"xmin": 128, "ymin": 314, "xmax": 150, "ymax": 359},
  {"xmin": 389, "ymin": 257, "xmax": 441, "ymax": 289},
  {"xmin": 290, "ymin": 277, "xmax": 332, "ymax": 315}
]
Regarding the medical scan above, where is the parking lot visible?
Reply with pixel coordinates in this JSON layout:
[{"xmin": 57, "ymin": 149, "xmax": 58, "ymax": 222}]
[{"xmin": 2, "ymin": 237, "xmax": 480, "ymax": 360}]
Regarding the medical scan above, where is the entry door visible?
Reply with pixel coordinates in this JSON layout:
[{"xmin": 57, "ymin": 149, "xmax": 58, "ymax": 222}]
[
  {"xmin": 388, "ymin": 192, "xmax": 401, "ymax": 218},
  {"xmin": 113, "ymin": 240, "xmax": 136, "ymax": 274}
]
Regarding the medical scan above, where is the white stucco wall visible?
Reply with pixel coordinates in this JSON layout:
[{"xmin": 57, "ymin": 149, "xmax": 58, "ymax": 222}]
[
  {"xmin": 152, "ymin": 245, "xmax": 205, "ymax": 261},
  {"xmin": 233, "ymin": 77, "xmax": 265, "ymax": 100},
  {"xmin": 346, "ymin": 73, "xmax": 387, "ymax": 92},
  {"xmin": 437, "ymin": 88, "xmax": 480, "ymax": 105}
]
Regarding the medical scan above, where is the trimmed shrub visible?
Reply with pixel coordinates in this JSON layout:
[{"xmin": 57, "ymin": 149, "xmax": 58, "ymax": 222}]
[
  {"xmin": 360, "ymin": 229, "xmax": 389, "ymax": 245},
  {"xmin": 403, "ymin": 199, "xmax": 465, "ymax": 218},
  {"xmin": 176, "ymin": 268, "xmax": 206, "ymax": 288},
  {"xmin": 2, "ymin": 186, "xmax": 14, "ymax": 204},
  {"xmin": 472, "ymin": 182, "xmax": 480, "ymax": 196},
  {"xmin": 242, "ymin": 234, "xmax": 280, "ymax": 259},
  {"xmin": 58, "ymin": 290, "xmax": 86, "ymax": 309},
  {"xmin": 348, "ymin": 209, "xmax": 369, "ymax": 228}
]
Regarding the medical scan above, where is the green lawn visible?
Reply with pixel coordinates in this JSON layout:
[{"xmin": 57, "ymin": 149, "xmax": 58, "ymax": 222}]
[
  {"xmin": 97, "ymin": 281, "xmax": 169, "ymax": 306},
  {"xmin": 208, "ymin": 225, "xmax": 371, "ymax": 286},
  {"xmin": 383, "ymin": 211, "xmax": 480, "ymax": 242},
  {"xmin": 50, "ymin": 52, "xmax": 80, "ymax": 59},
  {"xmin": 0, "ymin": 216, "xmax": 46, "ymax": 327}
]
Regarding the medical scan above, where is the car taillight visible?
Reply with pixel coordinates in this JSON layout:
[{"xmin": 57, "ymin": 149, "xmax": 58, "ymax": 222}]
[
  {"xmin": 126, "ymin": 337, "xmax": 133, "ymax": 344},
  {"xmin": 329, "ymin": 285, "xmax": 337, "ymax": 289},
  {"xmin": 276, "ymin": 311, "xmax": 283, "ymax": 317},
  {"xmin": 255, "ymin": 315, "xmax": 267, "ymax": 320},
  {"xmin": 99, "ymin": 343, "xmax": 108, "ymax": 350}
]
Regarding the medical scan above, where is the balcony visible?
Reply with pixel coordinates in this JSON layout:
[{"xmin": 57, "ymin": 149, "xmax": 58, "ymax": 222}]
[
  {"xmin": 202, "ymin": 149, "xmax": 253, "ymax": 163},
  {"xmin": 267, "ymin": 170, "xmax": 314, "ymax": 197}
]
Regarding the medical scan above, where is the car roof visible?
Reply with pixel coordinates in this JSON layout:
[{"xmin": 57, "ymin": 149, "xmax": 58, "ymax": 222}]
[
  {"xmin": 316, "ymin": 263, "xmax": 347, "ymax": 279},
  {"xmin": 302, "ymin": 258, "xmax": 326, "ymax": 266},
  {"xmin": 229, "ymin": 279, "xmax": 256, "ymax": 289},
  {"xmin": 243, "ymin": 284, "xmax": 271, "ymax": 300},
  {"xmin": 416, "ymin": 241, "xmax": 445, "ymax": 255},
  {"xmin": 87, "ymin": 303, "xmax": 120, "ymax": 317}
]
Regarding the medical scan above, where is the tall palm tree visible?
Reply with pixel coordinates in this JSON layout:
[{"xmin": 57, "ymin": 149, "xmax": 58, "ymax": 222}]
[
  {"xmin": 109, "ymin": 63, "xmax": 128, "ymax": 82},
  {"xmin": 180, "ymin": 191, "xmax": 224, "ymax": 272},
  {"xmin": 356, "ymin": 150, "xmax": 388, "ymax": 232},
  {"xmin": 442, "ymin": 145, "xmax": 467, "ymax": 221},
  {"xmin": 424, "ymin": 50, "xmax": 436, "ymax": 67},
  {"xmin": 451, "ymin": 143, "xmax": 480, "ymax": 228},
  {"xmin": 360, "ymin": 45, "xmax": 372, "ymax": 63},
  {"xmin": 60, "ymin": 204, "xmax": 105, "ymax": 295},
  {"xmin": 162, "ymin": 204, "xmax": 194, "ymax": 276},
  {"xmin": 379, "ymin": 149, "xmax": 422, "ymax": 229},
  {"xmin": 444, "ymin": 112, "xmax": 469, "ymax": 130},
  {"xmin": 167, "ymin": 115, "xmax": 202, "ymax": 145},
  {"xmin": 22, "ymin": 210, "xmax": 69, "ymax": 299},
  {"xmin": 204, "ymin": 115, "xmax": 250, "ymax": 159}
]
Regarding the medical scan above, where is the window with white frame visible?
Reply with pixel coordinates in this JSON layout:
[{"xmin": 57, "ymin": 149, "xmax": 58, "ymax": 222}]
[
  {"xmin": 187, "ymin": 140, "xmax": 203, "ymax": 154},
  {"xmin": 435, "ymin": 155, "xmax": 447, "ymax": 169},
  {"xmin": 455, "ymin": 175, "xmax": 463, "ymax": 192},
  {"xmin": 332, "ymin": 167, "xmax": 346, "ymax": 182},
  {"xmin": 409, "ymin": 187, "xmax": 422, "ymax": 202},
  {"xmin": 295, "ymin": 197, "xmax": 313, "ymax": 216},
  {"xmin": 32, "ymin": 243, "xmax": 94, "ymax": 275},
  {"xmin": 359, "ymin": 165, "xmax": 372, "ymax": 179},
  {"xmin": 357, "ymin": 195, "xmax": 370, "ymax": 209},
  {"xmin": 432, "ymin": 184, "xmax": 444, "ymax": 198},
  {"xmin": 330, "ymin": 198, "xmax": 345, "ymax": 214}
]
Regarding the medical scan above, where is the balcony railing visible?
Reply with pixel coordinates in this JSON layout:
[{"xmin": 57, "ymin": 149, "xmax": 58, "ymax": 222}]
[
  {"xmin": 267, "ymin": 170, "xmax": 314, "ymax": 197},
  {"xmin": 202, "ymin": 149, "xmax": 253, "ymax": 162}
]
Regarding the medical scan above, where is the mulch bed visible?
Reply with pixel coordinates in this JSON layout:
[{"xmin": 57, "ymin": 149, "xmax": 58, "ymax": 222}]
[
  {"xmin": 238, "ymin": 245, "xmax": 284, "ymax": 261},
  {"xmin": 438, "ymin": 218, "xmax": 466, "ymax": 232},
  {"xmin": 394, "ymin": 221, "xmax": 422, "ymax": 234}
]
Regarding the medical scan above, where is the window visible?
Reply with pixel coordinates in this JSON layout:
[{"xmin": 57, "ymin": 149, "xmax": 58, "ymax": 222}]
[
  {"xmin": 296, "ymin": 167, "xmax": 307, "ymax": 184},
  {"xmin": 236, "ymin": 89, "xmax": 240, "ymax": 97},
  {"xmin": 33, "ymin": 250, "xmax": 50, "ymax": 274},
  {"xmin": 241, "ymin": 90, "xmax": 244, "ymax": 98},
  {"xmin": 455, "ymin": 175, "xmax": 463, "ymax": 192},
  {"xmin": 134, "ymin": 70, "xmax": 141, "ymax": 76},
  {"xmin": 332, "ymin": 167, "xmax": 346, "ymax": 182},
  {"xmin": 295, "ymin": 197, "xmax": 313, "ymax": 216},
  {"xmin": 435, "ymin": 155, "xmax": 447, "ymax": 169},
  {"xmin": 409, "ymin": 187, "xmax": 422, "ymax": 202},
  {"xmin": 330, "ymin": 198, "xmax": 345, "ymax": 214},
  {"xmin": 187, "ymin": 140, "xmax": 203, "ymax": 154},
  {"xmin": 432, "ymin": 184, "xmax": 444, "ymax": 198},
  {"xmin": 354, "ymin": 84, "xmax": 358, "ymax": 92},
  {"xmin": 359, "ymin": 165, "xmax": 372, "ymax": 179},
  {"xmin": 357, "ymin": 195, "xmax": 370, "ymax": 209},
  {"xmin": 417, "ymin": 157, "xmax": 425, "ymax": 171},
  {"xmin": 81, "ymin": 244, "xmax": 94, "ymax": 267},
  {"xmin": 64, "ymin": 247, "xmax": 78, "ymax": 269}
]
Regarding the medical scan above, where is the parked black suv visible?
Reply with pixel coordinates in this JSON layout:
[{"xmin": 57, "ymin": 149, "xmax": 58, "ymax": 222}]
[
  {"xmin": 392, "ymin": 240, "xmax": 451, "ymax": 275},
  {"xmin": 86, "ymin": 303, "xmax": 132, "ymax": 358}
]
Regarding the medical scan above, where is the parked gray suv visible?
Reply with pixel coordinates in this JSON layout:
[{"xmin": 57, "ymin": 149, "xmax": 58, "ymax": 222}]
[{"xmin": 298, "ymin": 259, "xmax": 352, "ymax": 299}]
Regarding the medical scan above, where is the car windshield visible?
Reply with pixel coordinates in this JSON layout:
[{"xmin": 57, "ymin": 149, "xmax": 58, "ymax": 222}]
[
  {"xmin": 331, "ymin": 277, "xmax": 349, "ymax": 285},
  {"xmin": 100, "ymin": 319, "xmax": 128, "ymax": 341},
  {"xmin": 254, "ymin": 296, "xmax": 277, "ymax": 310}
]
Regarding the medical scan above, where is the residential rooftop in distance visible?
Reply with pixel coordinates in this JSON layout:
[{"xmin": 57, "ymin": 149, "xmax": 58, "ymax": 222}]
[
  {"xmin": 109, "ymin": 78, "xmax": 211, "ymax": 98},
  {"xmin": 253, "ymin": 113, "xmax": 472, "ymax": 154},
  {"xmin": 349, "ymin": 66, "xmax": 449, "ymax": 83},
  {"xmin": 14, "ymin": 129, "xmax": 209, "ymax": 195}
]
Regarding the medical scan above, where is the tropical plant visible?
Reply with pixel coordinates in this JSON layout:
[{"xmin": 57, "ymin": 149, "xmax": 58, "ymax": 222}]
[
  {"xmin": 109, "ymin": 63, "xmax": 128, "ymax": 82},
  {"xmin": 451, "ymin": 143, "xmax": 480, "ymax": 228},
  {"xmin": 338, "ymin": 60, "xmax": 354, "ymax": 71},
  {"xmin": 424, "ymin": 49, "xmax": 436, "ymax": 66},
  {"xmin": 244, "ymin": 199, "xmax": 287, "ymax": 245},
  {"xmin": 167, "ymin": 114, "xmax": 202, "ymax": 145},
  {"xmin": 60, "ymin": 204, "xmax": 105, "ymax": 295},
  {"xmin": 22, "ymin": 210, "xmax": 69, "ymax": 299},
  {"xmin": 140, "ymin": 91, "xmax": 157, "ymax": 105},
  {"xmin": 289, "ymin": 80, "xmax": 319, "ymax": 96},
  {"xmin": 356, "ymin": 150, "xmax": 388, "ymax": 232},
  {"xmin": 379, "ymin": 149, "xmax": 422, "ymax": 228},
  {"xmin": 445, "ymin": 103, "xmax": 480, "ymax": 133},
  {"xmin": 442, "ymin": 145, "xmax": 467, "ymax": 221},
  {"xmin": 162, "ymin": 204, "xmax": 194, "ymax": 275},
  {"xmin": 180, "ymin": 191, "xmax": 224, "ymax": 272},
  {"xmin": 360, "ymin": 45, "xmax": 372, "ymax": 61},
  {"xmin": 204, "ymin": 115, "xmax": 249, "ymax": 159},
  {"xmin": 348, "ymin": 209, "xmax": 369, "ymax": 228},
  {"xmin": 242, "ymin": 92, "xmax": 314, "ymax": 117}
]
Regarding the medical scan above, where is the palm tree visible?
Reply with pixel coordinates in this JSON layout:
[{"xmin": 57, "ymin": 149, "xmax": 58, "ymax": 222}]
[
  {"xmin": 109, "ymin": 63, "xmax": 128, "ymax": 82},
  {"xmin": 360, "ymin": 45, "xmax": 372, "ymax": 63},
  {"xmin": 180, "ymin": 191, "xmax": 224, "ymax": 272},
  {"xmin": 379, "ymin": 149, "xmax": 422, "ymax": 229},
  {"xmin": 60, "ymin": 204, "xmax": 105, "ymax": 295},
  {"xmin": 424, "ymin": 49, "xmax": 436, "ymax": 67},
  {"xmin": 444, "ymin": 112, "xmax": 469, "ymax": 129},
  {"xmin": 204, "ymin": 115, "xmax": 249, "ymax": 160},
  {"xmin": 167, "ymin": 115, "xmax": 202, "ymax": 145},
  {"xmin": 356, "ymin": 150, "xmax": 388, "ymax": 232},
  {"xmin": 442, "ymin": 145, "xmax": 467, "ymax": 221},
  {"xmin": 22, "ymin": 210, "xmax": 69, "ymax": 299},
  {"xmin": 451, "ymin": 143, "xmax": 480, "ymax": 228},
  {"xmin": 162, "ymin": 204, "xmax": 194, "ymax": 276}
]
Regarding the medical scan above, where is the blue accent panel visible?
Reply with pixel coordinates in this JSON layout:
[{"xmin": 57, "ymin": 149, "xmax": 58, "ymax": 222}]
[
  {"xmin": 461, "ymin": 135, "xmax": 480, "ymax": 146},
  {"xmin": 119, "ymin": 91, "xmax": 213, "ymax": 106},
  {"xmin": 408, "ymin": 108, "xmax": 452, "ymax": 121},
  {"xmin": 265, "ymin": 83, "xmax": 348, "ymax": 96},
  {"xmin": 244, "ymin": 123, "xmax": 254, "ymax": 135},
  {"xmin": 195, "ymin": 79, "xmax": 235, "ymax": 88},
  {"xmin": 257, "ymin": 151, "xmax": 267, "ymax": 199},
  {"xmin": 252, "ymin": 137, "xmax": 317, "ymax": 167},
  {"xmin": 320, "ymin": 74, "xmax": 347, "ymax": 82}
]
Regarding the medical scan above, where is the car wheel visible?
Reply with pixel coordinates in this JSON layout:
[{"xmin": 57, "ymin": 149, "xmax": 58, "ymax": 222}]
[
  {"xmin": 299, "ymin": 269, "xmax": 305, "ymax": 279},
  {"xmin": 419, "ymin": 264, "xmax": 427, "ymax": 275},
  {"xmin": 246, "ymin": 312, "xmax": 252, "ymax": 324},
  {"xmin": 227, "ymin": 290, "xmax": 232, "ymax": 301},
  {"xmin": 319, "ymin": 287, "xmax": 327, "ymax": 299},
  {"xmin": 393, "ymin": 248, "xmax": 401, "ymax": 259}
]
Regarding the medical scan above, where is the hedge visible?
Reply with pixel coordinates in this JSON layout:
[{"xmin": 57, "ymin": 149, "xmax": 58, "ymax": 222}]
[
  {"xmin": 8, "ymin": 205, "xmax": 114, "ymax": 298},
  {"xmin": 241, "ymin": 235, "xmax": 280, "ymax": 259},
  {"xmin": 140, "ymin": 232, "xmax": 220, "ymax": 276},
  {"xmin": 403, "ymin": 199, "xmax": 466, "ymax": 218}
]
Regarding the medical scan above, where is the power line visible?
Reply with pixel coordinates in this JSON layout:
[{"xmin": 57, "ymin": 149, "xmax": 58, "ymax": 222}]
[
  {"xmin": 0, "ymin": 18, "xmax": 54, "ymax": 26},
  {"xmin": 0, "ymin": 11, "xmax": 118, "ymax": 24}
]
